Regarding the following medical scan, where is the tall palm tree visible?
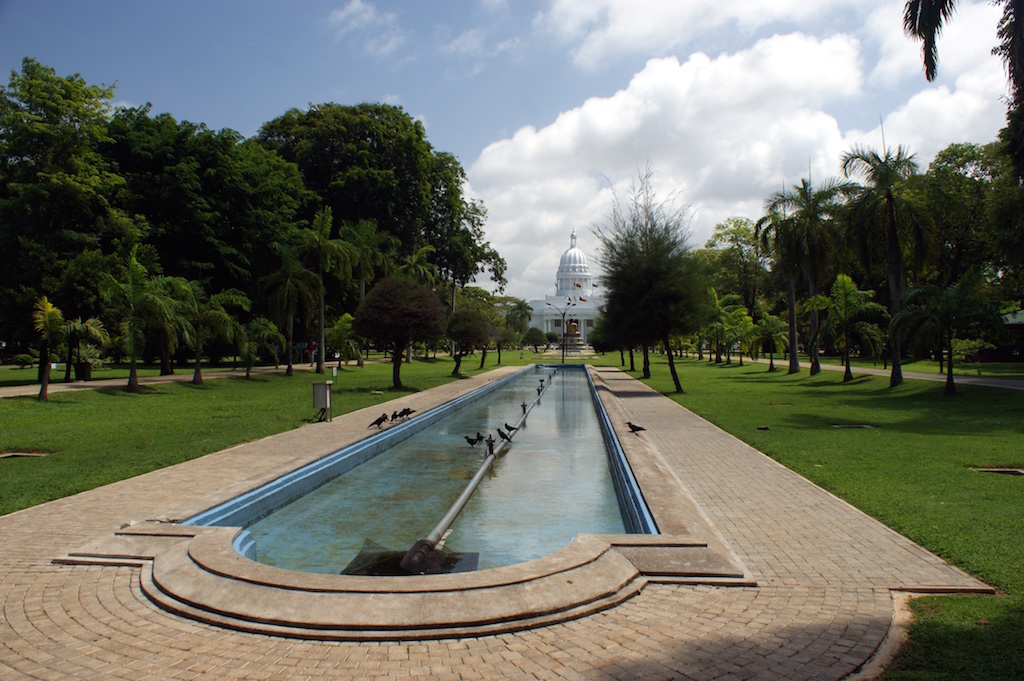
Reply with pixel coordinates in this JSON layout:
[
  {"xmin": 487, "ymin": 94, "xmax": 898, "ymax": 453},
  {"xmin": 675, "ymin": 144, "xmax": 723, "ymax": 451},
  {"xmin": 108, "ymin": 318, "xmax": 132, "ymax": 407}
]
[
  {"xmin": 904, "ymin": 0, "xmax": 1024, "ymax": 105},
  {"xmin": 32, "ymin": 296, "xmax": 64, "ymax": 401},
  {"xmin": 892, "ymin": 269, "xmax": 1002, "ymax": 395},
  {"xmin": 99, "ymin": 247, "xmax": 178, "ymax": 392},
  {"xmin": 264, "ymin": 243, "xmax": 318, "ymax": 377},
  {"xmin": 756, "ymin": 210, "xmax": 802, "ymax": 374},
  {"xmin": 841, "ymin": 144, "xmax": 923, "ymax": 387},
  {"xmin": 764, "ymin": 177, "xmax": 852, "ymax": 375},
  {"xmin": 342, "ymin": 218, "xmax": 398, "ymax": 306},
  {"xmin": 806, "ymin": 274, "xmax": 889, "ymax": 383},
  {"xmin": 173, "ymin": 280, "xmax": 251, "ymax": 385},
  {"xmin": 298, "ymin": 207, "xmax": 358, "ymax": 374}
]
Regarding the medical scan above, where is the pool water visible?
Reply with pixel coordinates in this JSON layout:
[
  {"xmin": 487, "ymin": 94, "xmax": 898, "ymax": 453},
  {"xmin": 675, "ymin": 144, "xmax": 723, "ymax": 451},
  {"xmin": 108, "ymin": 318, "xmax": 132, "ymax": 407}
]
[{"xmin": 244, "ymin": 367, "xmax": 628, "ymax": 573}]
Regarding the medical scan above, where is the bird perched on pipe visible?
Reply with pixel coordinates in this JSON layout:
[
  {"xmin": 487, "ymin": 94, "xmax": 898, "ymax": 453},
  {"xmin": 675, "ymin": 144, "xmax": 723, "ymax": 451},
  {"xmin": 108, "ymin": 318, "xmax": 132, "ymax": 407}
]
[
  {"xmin": 464, "ymin": 433, "xmax": 484, "ymax": 447},
  {"xmin": 627, "ymin": 422, "xmax": 646, "ymax": 435},
  {"xmin": 504, "ymin": 423, "xmax": 519, "ymax": 433},
  {"xmin": 497, "ymin": 428, "xmax": 511, "ymax": 442},
  {"xmin": 369, "ymin": 413, "xmax": 389, "ymax": 429}
]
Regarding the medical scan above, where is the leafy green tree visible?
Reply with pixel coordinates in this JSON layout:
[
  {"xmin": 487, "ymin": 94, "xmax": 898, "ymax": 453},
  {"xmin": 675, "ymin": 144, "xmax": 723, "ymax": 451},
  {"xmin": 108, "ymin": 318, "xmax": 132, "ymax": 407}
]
[
  {"xmin": 764, "ymin": 177, "xmax": 852, "ymax": 375},
  {"xmin": 1, "ymin": 58, "xmax": 125, "ymax": 351},
  {"xmin": 32, "ymin": 296, "xmax": 64, "ymax": 401},
  {"xmin": 892, "ymin": 269, "xmax": 1002, "ymax": 394},
  {"xmin": 806, "ymin": 274, "xmax": 889, "ymax": 382},
  {"xmin": 446, "ymin": 307, "xmax": 492, "ymax": 376},
  {"xmin": 727, "ymin": 307, "xmax": 756, "ymax": 366},
  {"xmin": 703, "ymin": 287, "xmax": 742, "ymax": 364},
  {"xmin": 842, "ymin": 144, "xmax": 924, "ymax": 387},
  {"xmin": 352, "ymin": 276, "xmax": 446, "ymax": 389},
  {"xmin": 498, "ymin": 297, "xmax": 534, "ymax": 336},
  {"xmin": 99, "ymin": 247, "xmax": 178, "ymax": 392},
  {"xmin": 596, "ymin": 168, "xmax": 704, "ymax": 391},
  {"xmin": 173, "ymin": 280, "xmax": 251, "ymax": 385},
  {"xmin": 757, "ymin": 314, "xmax": 789, "ymax": 372},
  {"xmin": 522, "ymin": 326, "xmax": 547, "ymax": 352},
  {"xmin": 342, "ymin": 218, "xmax": 397, "ymax": 306},
  {"xmin": 704, "ymin": 217, "xmax": 768, "ymax": 314}
]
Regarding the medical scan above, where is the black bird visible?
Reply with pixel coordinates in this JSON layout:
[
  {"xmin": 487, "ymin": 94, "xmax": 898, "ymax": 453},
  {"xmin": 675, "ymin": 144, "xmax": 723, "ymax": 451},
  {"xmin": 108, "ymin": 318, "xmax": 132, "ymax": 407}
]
[
  {"xmin": 397, "ymin": 407, "xmax": 416, "ymax": 420},
  {"xmin": 497, "ymin": 428, "xmax": 511, "ymax": 442},
  {"xmin": 369, "ymin": 413, "xmax": 389, "ymax": 429},
  {"xmin": 626, "ymin": 421, "xmax": 646, "ymax": 435},
  {"xmin": 465, "ymin": 433, "xmax": 484, "ymax": 447},
  {"xmin": 504, "ymin": 422, "xmax": 519, "ymax": 433},
  {"xmin": 390, "ymin": 411, "xmax": 400, "ymax": 422}
]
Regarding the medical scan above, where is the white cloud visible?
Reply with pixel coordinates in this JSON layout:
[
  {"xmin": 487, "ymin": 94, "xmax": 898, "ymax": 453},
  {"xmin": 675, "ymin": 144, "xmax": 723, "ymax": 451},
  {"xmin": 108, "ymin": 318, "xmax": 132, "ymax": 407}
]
[
  {"xmin": 327, "ymin": 0, "xmax": 406, "ymax": 56},
  {"xmin": 469, "ymin": 23, "xmax": 1006, "ymax": 301},
  {"xmin": 533, "ymin": 0, "xmax": 874, "ymax": 69}
]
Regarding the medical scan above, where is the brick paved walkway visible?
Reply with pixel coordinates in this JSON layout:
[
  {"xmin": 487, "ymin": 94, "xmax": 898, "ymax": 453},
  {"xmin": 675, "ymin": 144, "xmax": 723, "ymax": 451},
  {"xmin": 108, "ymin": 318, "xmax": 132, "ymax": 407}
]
[{"xmin": 0, "ymin": 366, "xmax": 989, "ymax": 680}]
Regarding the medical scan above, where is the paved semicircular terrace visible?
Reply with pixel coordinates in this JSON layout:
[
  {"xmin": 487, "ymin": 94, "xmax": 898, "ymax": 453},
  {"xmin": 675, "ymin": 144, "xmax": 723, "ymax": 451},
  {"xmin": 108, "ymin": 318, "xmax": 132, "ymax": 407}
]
[{"xmin": 0, "ymin": 366, "xmax": 990, "ymax": 680}]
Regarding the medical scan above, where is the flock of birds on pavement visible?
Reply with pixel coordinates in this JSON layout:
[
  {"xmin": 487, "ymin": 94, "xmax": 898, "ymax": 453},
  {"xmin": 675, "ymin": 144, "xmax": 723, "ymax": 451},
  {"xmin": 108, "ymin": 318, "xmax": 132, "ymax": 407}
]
[{"xmin": 367, "ymin": 407, "xmax": 416, "ymax": 429}]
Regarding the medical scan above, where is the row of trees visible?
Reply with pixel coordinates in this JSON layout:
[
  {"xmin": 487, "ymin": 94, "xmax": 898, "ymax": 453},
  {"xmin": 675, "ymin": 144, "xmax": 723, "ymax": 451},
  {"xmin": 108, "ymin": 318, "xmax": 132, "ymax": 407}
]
[
  {"xmin": 604, "ymin": 137, "xmax": 1021, "ymax": 395},
  {"xmin": 2, "ymin": 58, "xmax": 515, "ymax": 391}
]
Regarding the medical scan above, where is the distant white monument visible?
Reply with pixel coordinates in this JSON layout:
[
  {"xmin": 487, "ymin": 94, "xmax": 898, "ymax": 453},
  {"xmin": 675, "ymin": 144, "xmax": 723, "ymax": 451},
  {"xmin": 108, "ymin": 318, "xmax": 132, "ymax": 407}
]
[{"xmin": 528, "ymin": 230, "xmax": 603, "ymax": 350}]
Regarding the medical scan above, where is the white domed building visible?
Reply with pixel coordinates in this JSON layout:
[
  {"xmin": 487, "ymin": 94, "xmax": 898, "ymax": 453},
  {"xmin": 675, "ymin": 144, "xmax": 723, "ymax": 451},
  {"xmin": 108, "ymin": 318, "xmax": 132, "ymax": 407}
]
[{"xmin": 528, "ymin": 230, "xmax": 604, "ymax": 349}]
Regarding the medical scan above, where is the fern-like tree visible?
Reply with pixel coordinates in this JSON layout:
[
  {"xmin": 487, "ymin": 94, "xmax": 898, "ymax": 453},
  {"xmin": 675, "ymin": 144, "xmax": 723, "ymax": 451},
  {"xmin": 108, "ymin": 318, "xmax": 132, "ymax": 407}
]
[
  {"xmin": 32, "ymin": 296, "xmax": 64, "ymax": 401},
  {"xmin": 264, "ymin": 243, "xmax": 318, "ymax": 376},
  {"xmin": 99, "ymin": 247, "xmax": 178, "ymax": 392},
  {"xmin": 326, "ymin": 313, "xmax": 360, "ymax": 367},
  {"xmin": 891, "ymin": 269, "xmax": 1002, "ymax": 395},
  {"xmin": 61, "ymin": 316, "xmax": 108, "ymax": 382},
  {"xmin": 173, "ymin": 280, "xmax": 251, "ymax": 385},
  {"xmin": 239, "ymin": 317, "xmax": 285, "ymax": 379},
  {"xmin": 806, "ymin": 274, "xmax": 889, "ymax": 383},
  {"xmin": 757, "ymin": 314, "xmax": 789, "ymax": 372}
]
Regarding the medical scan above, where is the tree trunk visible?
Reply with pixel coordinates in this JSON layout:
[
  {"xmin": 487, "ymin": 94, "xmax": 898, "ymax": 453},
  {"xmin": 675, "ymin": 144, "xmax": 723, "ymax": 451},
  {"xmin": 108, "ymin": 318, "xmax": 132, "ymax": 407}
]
[
  {"xmin": 642, "ymin": 345, "xmax": 650, "ymax": 379},
  {"xmin": 38, "ymin": 343, "xmax": 50, "ymax": 401},
  {"xmin": 285, "ymin": 307, "xmax": 295, "ymax": 377},
  {"xmin": 787, "ymin": 276, "xmax": 800, "ymax": 374},
  {"xmin": 452, "ymin": 353, "xmax": 463, "ymax": 377},
  {"xmin": 127, "ymin": 356, "xmax": 140, "ymax": 393},
  {"xmin": 944, "ymin": 328, "xmax": 956, "ymax": 395},
  {"xmin": 768, "ymin": 346, "xmax": 776, "ymax": 372},
  {"xmin": 478, "ymin": 347, "xmax": 487, "ymax": 370},
  {"xmin": 619, "ymin": 348, "xmax": 625, "ymax": 366},
  {"xmin": 629, "ymin": 348, "xmax": 635, "ymax": 372},
  {"xmin": 663, "ymin": 334, "xmax": 683, "ymax": 392},
  {"xmin": 159, "ymin": 335, "xmax": 174, "ymax": 375},
  {"xmin": 63, "ymin": 333, "xmax": 75, "ymax": 382},
  {"xmin": 392, "ymin": 346, "xmax": 403, "ymax": 389},
  {"xmin": 886, "ymin": 192, "xmax": 904, "ymax": 387},
  {"xmin": 192, "ymin": 344, "xmax": 203, "ymax": 385}
]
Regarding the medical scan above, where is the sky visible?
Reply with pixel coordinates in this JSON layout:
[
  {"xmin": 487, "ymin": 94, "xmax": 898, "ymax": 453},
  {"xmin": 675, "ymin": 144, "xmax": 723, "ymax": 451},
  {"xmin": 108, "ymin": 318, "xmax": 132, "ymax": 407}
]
[{"xmin": 0, "ymin": 0, "xmax": 1009, "ymax": 301}]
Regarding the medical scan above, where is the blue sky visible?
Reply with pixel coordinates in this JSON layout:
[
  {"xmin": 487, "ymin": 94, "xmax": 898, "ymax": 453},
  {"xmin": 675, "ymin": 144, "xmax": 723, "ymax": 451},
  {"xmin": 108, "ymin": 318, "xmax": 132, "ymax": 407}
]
[{"xmin": 1, "ymin": 0, "xmax": 1008, "ymax": 301}]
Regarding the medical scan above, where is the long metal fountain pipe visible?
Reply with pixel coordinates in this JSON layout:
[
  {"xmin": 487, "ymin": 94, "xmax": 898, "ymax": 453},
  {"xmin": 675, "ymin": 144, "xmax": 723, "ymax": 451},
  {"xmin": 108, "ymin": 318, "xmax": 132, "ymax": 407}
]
[{"xmin": 399, "ymin": 369, "xmax": 557, "ymax": 573}]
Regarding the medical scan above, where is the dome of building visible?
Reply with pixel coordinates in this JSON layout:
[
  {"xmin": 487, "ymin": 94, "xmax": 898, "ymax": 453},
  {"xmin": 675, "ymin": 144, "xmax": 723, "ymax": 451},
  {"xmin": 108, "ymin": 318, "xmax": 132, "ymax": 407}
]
[{"xmin": 558, "ymin": 230, "xmax": 590, "ymax": 275}]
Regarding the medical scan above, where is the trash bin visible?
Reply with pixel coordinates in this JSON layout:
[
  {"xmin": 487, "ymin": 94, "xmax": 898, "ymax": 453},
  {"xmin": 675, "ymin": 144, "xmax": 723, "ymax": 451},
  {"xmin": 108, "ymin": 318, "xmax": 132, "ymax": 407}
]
[{"xmin": 313, "ymin": 381, "xmax": 333, "ymax": 422}]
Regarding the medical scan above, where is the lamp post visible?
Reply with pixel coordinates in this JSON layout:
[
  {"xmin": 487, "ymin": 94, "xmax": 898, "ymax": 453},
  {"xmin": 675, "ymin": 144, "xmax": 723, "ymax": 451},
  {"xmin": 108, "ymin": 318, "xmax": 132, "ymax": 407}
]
[{"xmin": 546, "ymin": 300, "xmax": 576, "ymax": 364}]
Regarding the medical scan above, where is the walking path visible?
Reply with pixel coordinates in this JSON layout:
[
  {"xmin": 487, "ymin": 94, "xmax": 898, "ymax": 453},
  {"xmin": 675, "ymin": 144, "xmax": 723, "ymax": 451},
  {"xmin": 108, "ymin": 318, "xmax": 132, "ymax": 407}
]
[
  {"xmin": 0, "ymin": 366, "xmax": 989, "ymax": 680},
  {"xmin": 0, "ymin": 366, "xmax": 284, "ymax": 399}
]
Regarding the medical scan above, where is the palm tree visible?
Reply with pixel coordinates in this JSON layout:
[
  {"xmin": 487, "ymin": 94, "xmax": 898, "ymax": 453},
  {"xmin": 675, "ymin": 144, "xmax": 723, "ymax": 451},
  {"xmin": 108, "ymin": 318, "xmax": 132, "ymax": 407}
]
[
  {"xmin": 704, "ymin": 287, "xmax": 742, "ymax": 364},
  {"xmin": 397, "ymin": 244, "xmax": 440, "ymax": 286},
  {"xmin": 325, "ymin": 313, "xmax": 360, "ymax": 367},
  {"xmin": 342, "ymin": 218, "xmax": 398, "ymax": 306},
  {"xmin": 806, "ymin": 274, "xmax": 889, "ymax": 382},
  {"xmin": 174, "ymin": 280, "xmax": 251, "ymax": 385},
  {"xmin": 32, "ymin": 296, "xmax": 64, "ymax": 401},
  {"xmin": 891, "ymin": 269, "xmax": 1002, "ymax": 394},
  {"xmin": 264, "ymin": 244, "xmax": 318, "ymax": 377},
  {"xmin": 764, "ymin": 177, "xmax": 852, "ymax": 375},
  {"xmin": 727, "ymin": 307, "xmax": 756, "ymax": 366},
  {"xmin": 841, "ymin": 144, "xmax": 923, "ymax": 387},
  {"xmin": 99, "ymin": 247, "xmax": 179, "ymax": 392},
  {"xmin": 757, "ymin": 314, "xmax": 789, "ymax": 372},
  {"xmin": 904, "ymin": 1, "xmax": 1024, "ymax": 105},
  {"xmin": 298, "ymin": 207, "xmax": 358, "ymax": 374},
  {"xmin": 61, "ymin": 316, "xmax": 108, "ymax": 382},
  {"xmin": 756, "ymin": 210, "xmax": 802, "ymax": 374},
  {"xmin": 239, "ymin": 317, "xmax": 285, "ymax": 378}
]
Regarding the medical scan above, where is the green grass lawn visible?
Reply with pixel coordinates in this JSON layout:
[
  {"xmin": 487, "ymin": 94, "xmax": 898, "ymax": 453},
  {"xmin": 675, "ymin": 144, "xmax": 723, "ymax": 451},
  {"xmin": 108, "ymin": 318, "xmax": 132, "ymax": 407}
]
[
  {"xmin": 639, "ymin": 355, "xmax": 1023, "ymax": 681},
  {"xmin": 2, "ymin": 348, "xmax": 1019, "ymax": 678}
]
